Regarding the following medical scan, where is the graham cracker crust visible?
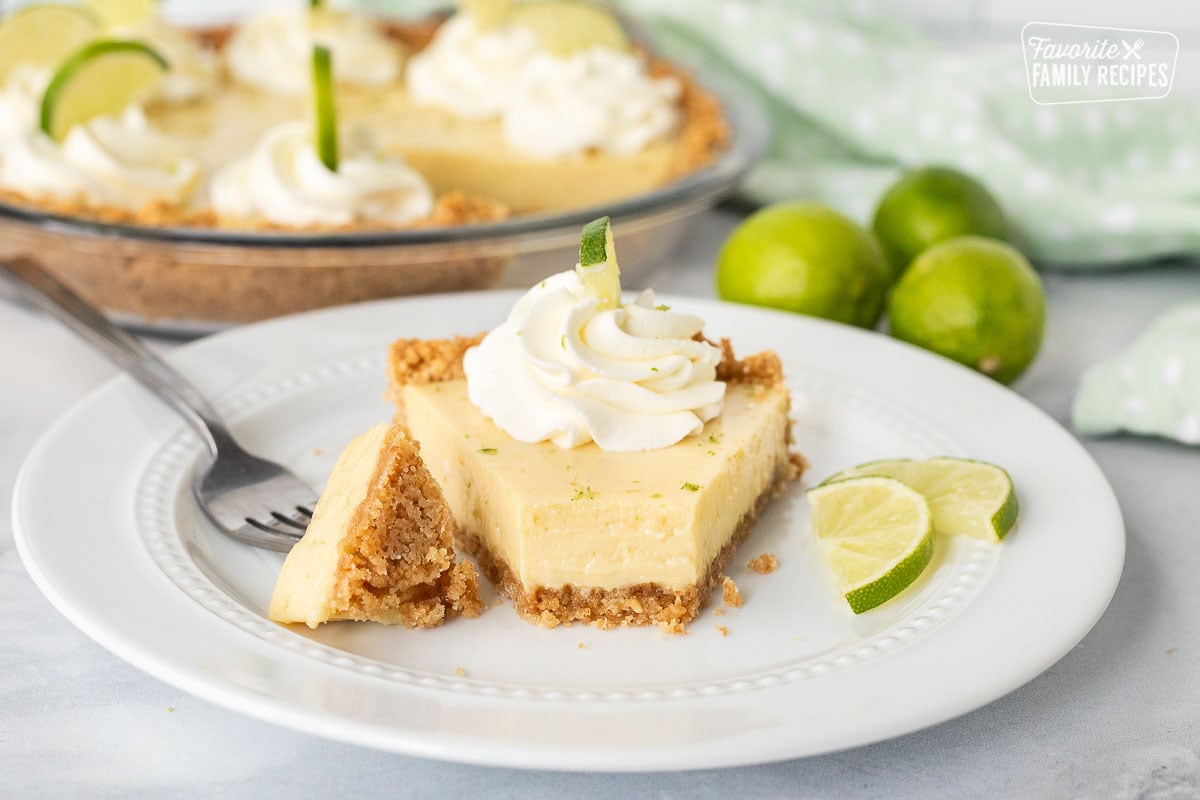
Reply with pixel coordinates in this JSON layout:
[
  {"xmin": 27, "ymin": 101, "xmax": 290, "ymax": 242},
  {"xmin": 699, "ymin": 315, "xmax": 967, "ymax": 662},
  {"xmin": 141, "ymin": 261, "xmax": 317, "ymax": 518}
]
[
  {"xmin": 0, "ymin": 188, "xmax": 505, "ymax": 232},
  {"xmin": 460, "ymin": 464, "xmax": 796, "ymax": 633}
]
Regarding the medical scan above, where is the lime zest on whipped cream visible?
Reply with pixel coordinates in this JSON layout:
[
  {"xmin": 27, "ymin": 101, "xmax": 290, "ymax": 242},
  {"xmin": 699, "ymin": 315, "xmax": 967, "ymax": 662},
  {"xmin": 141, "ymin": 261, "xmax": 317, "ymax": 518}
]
[
  {"xmin": 0, "ymin": 4, "xmax": 100, "ymax": 83},
  {"xmin": 310, "ymin": 44, "xmax": 339, "ymax": 171},
  {"xmin": 577, "ymin": 215, "xmax": 621, "ymax": 309},
  {"xmin": 39, "ymin": 39, "xmax": 168, "ymax": 141},
  {"xmin": 463, "ymin": 223, "xmax": 726, "ymax": 451}
]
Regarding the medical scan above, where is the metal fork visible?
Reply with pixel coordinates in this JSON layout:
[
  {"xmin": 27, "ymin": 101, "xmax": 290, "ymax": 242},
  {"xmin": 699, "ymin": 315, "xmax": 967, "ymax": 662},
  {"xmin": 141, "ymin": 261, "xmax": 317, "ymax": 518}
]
[{"xmin": 1, "ymin": 257, "xmax": 317, "ymax": 552}]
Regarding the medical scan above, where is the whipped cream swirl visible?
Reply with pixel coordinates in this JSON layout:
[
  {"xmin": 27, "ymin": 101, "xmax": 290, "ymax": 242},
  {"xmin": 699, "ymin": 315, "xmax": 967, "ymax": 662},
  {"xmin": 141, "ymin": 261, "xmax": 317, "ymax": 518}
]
[
  {"xmin": 503, "ymin": 48, "xmax": 681, "ymax": 159},
  {"xmin": 210, "ymin": 121, "xmax": 433, "ymax": 227},
  {"xmin": 464, "ymin": 271, "xmax": 726, "ymax": 452},
  {"xmin": 226, "ymin": 5, "xmax": 402, "ymax": 95},
  {"xmin": 0, "ymin": 106, "xmax": 200, "ymax": 209},
  {"xmin": 406, "ymin": 13, "xmax": 540, "ymax": 119},
  {"xmin": 0, "ymin": 66, "xmax": 45, "ymax": 145}
]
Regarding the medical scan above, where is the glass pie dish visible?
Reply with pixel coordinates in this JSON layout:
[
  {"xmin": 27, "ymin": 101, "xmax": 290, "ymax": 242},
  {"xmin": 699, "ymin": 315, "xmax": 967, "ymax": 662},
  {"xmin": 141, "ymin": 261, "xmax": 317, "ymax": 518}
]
[{"xmin": 0, "ymin": 73, "xmax": 767, "ymax": 336}]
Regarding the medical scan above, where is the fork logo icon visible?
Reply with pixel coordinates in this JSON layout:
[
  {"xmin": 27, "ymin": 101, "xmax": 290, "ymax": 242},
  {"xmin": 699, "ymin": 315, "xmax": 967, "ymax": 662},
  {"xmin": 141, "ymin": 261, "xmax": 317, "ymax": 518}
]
[{"xmin": 1121, "ymin": 38, "xmax": 1145, "ymax": 60}]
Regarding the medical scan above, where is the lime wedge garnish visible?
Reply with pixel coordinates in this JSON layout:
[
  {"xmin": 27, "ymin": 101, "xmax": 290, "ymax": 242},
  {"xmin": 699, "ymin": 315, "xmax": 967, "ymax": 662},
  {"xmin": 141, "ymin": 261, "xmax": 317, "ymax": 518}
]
[
  {"xmin": 577, "ymin": 215, "xmax": 621, "ymax": 309},
  {"xmin": 460, "ymin": 0, "xmax": 513, "ymax": 30},
  {"xmin": 511, "ymin": 1, "xmax": 628, "ymax": 57},
  {"xmin": 824, "ymin": 457, "xmax": 1018, "ymax": 542},
  {"xmin": 81, "ymin": 0, "xmax": 157, "ymax": 29},
  {"xmin": 311, "ymin": 44, "xmax": 338, "ymax": 171},
  {"xmin": 39, "ymin": 39, "xmax": 167, "ymax": 141},
  {"xmin": 809, "ymin": 476, "xmax": 935, "ymax": 614},
  {"xmin": 0, "ymin": 4, "xmax": 100, "ymax": 83}
]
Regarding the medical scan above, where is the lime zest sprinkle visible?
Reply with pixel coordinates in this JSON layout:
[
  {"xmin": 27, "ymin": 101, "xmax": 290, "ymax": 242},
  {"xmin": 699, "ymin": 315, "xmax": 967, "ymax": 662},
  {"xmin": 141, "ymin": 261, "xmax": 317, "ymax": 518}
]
[
  {"xmin": 560, "ymin": 333, "xmax": 566, "ymax": 349},
  {"xmin": 654, "ymin": 304, "xmax": 670, "ymax": 311},
  {"xmin": 650, "ymin": 492, "xmax": 663, "ymax": 499},
  {"xmin": 477, "ymin": 447, "xmax": 498, "ymax": 454},
  {"xmin": 573, "ymin": 486, "xmax": 596, "ymax": 501},
  {"xmin": 650, "ymin": 367, "xmax": 658, "ymax": 372},
  {"xmin": 681, "ymin": 482, "xmax": 701, "ymax": 492}
]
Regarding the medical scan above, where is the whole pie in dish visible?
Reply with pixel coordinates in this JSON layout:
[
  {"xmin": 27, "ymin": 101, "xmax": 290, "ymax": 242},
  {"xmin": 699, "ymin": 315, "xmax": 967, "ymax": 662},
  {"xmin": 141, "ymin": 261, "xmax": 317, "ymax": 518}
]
[
  {"xmin": 377, "ymin": 218, "xmax": 804, "ymax": 631},
  {"xmin": 0, "ymin": 0, "xmax": 728, "ymax": 230}
]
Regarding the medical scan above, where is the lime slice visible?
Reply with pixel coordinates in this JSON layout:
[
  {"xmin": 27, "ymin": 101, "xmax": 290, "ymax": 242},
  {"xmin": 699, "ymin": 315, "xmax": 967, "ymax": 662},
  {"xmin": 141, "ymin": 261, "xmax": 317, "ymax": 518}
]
[
  {"xmin": 0, "ymin": 4, "xmax": 100, "ymax": 83},
  {"xmin": 460, "ymin": 0, "xmax": 513, "ymax": 30},
  {"xmin": 81, "ymin": 0, "xmax": 157, "ymax": 29},
  {"xmin": 40, "ymin": 39, "xmax": 168, "ymax": 142},
  {"xmin": 577, "ymin": 215, "xmax": 621, "ymax": 309},
  {"xmin": 825, "ymin": 457, "xmax": 1018, "ymax": 543},
  {"xmin": 310, "ymin": 45, "xmax": 338, "ymax": 171},
  {"xmin": 809, "ymin": 476, "xmax": 935, "ymax": 614},
  {"xmin": 511, "ymin": 1, "xmax": 628, "ymax": 57}
]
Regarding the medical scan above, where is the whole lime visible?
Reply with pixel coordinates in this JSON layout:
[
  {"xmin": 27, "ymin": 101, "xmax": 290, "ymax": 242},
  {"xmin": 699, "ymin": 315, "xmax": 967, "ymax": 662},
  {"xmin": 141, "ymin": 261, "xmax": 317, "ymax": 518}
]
[
  {"xmin": 887, "ymin": 236, "xmax": 1045, "ymax": 384},
  {"xmin": 716, "ymin": 202, "xmax": 892, "ymax": 328},
  {"xmin": 873, "ymin": 166, "xmax": 1009, "ymax": 277}
]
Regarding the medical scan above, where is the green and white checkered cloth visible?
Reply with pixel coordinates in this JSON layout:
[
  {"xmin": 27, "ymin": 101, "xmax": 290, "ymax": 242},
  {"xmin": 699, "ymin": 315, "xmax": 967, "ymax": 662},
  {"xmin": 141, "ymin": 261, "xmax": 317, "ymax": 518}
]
[{"xmin": 365, "ymin": 0, "xmax": 1200, "ymax": 270}]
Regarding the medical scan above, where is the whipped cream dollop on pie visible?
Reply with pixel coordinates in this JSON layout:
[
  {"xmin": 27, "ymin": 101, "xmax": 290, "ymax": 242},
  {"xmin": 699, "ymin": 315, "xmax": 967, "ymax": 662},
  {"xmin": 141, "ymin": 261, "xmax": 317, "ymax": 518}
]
[
  {"xmin": 226, "ymin": 5, "xmax": 403, "ymax": 95},
  {"xmin": 0, "ymin": 104, "xmax": 200, "ymax": 210},
  {"xmin": 407, "ymin": 9, "xmax": 681, "ymax": 159},
  {"xmin": 0, "ymin": 66, "xmax": 43, "ymax": 145},
  {"xmin": 464, "ymin": 270, "xmax": 726, "ymax": 452},
  {"xmin": 406, "ymin": 13, "xmax": 541, "ymax": 119},
  {"xmin": 210, "ymin": 121, "xmax": 434, "ymax": 227},
  {"xmin": 503, "ymin": 47, "xmax": 681, "ymax": 159}
]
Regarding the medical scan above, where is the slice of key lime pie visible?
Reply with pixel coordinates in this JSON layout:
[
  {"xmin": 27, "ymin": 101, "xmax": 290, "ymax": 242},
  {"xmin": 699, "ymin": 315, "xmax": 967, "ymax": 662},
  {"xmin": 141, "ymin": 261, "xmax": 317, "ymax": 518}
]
[{"xmin": 389, "ymin": 218, "xmax": 803, "ymax": 631}]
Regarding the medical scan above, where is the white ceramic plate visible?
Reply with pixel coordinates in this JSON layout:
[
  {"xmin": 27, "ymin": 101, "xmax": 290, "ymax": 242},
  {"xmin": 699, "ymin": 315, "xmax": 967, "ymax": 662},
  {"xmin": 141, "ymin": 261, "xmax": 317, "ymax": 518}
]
[{"xmin": 13, "ymin": 293, "xmax": 1124, "ymax": 771}]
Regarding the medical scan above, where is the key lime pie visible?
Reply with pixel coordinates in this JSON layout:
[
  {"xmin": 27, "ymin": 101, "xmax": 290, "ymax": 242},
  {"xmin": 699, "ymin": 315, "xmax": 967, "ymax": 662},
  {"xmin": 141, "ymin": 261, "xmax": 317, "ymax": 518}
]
[
  {"xmin": 0, "ymin": 0, "xmax": 727, "ymax": 226},
  {"xmin": 388, "ymin": 219, "xmax": 804, "ymax": 631},
  {"xmin": 270, "ymin": 422, "xmax": 484, "ymax": 628}
]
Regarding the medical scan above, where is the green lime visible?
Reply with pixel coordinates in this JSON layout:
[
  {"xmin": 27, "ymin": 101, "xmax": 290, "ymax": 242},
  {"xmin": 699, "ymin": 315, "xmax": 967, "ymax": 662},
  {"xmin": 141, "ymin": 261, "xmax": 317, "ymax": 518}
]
[
  {"xmin": 808, "ymin": 476, "xmax": 935, "ymax": 614},
  {"xmin": 873, "ymin": 166, "xmax": 1009, "ymax": 277},
  {"xmin": 888, "ymin": 236, "xmax": 1045, "ymax": 384},
  {"xmin": 311, "ymin": 44, "xmax": 338, "ymax": 171},
  {"xmin": 715, "ymin": 202, "xmax": 892, "ymax": 329},
  {"xmin": 81, "ymin": 0, "xmax": 156, "ymax": 28},
  {"xmin": 39, "ymin": 39, "xmax": 168, "ymax": 142},
  {"xmin": 577, "ymin": 215, "xmax": 621, "ymax": 309},
  {"xmin": 823, "ymin": 457, "xmax": 1018, "ymax": 542},
  {"xmin": 510, "ymin": 1, "xmax": 628, "ymax": 57},
  {"xmin": 0, "ymin": 4, "xmax": 100, "ymax": 83}
]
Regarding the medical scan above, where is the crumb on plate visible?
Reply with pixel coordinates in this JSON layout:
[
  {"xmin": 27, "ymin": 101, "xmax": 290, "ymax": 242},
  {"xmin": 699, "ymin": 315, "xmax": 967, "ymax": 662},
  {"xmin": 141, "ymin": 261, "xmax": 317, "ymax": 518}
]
[
  {"xmin": 748, "ymin": 553, "xmax": 778, "ymax": 574},
  {"xmin": 722, "ymin": 576, "xmax": 744, "ymax": 608}
]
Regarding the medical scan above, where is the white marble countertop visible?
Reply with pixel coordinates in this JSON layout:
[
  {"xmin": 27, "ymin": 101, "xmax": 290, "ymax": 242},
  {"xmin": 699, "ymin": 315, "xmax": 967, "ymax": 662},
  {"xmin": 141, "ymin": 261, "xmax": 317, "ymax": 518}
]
[{"xmin": 2, "ymin": 208, "xmax": 1198, "ymax": 798}]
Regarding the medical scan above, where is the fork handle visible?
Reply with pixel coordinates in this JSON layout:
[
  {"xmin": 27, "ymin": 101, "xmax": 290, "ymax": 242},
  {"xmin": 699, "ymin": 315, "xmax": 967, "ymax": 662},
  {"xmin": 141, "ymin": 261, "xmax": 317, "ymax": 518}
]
[{"xmin": 1, "ymin": 257, "xmax": 232, "ymax": 455}]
